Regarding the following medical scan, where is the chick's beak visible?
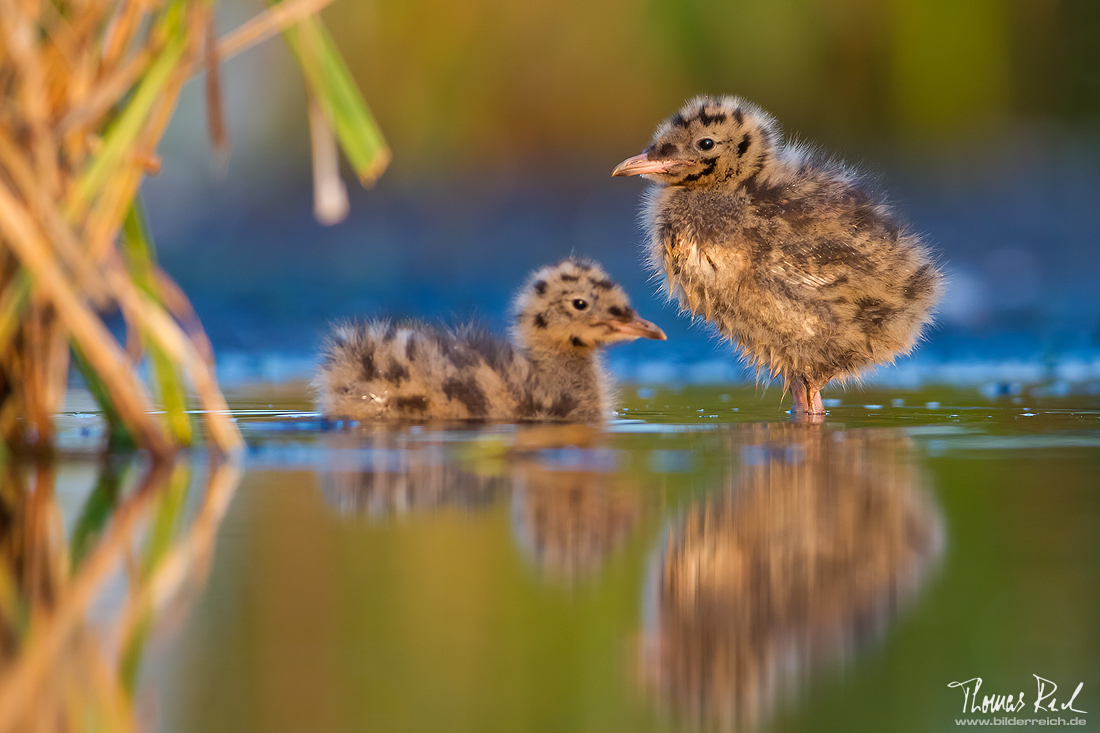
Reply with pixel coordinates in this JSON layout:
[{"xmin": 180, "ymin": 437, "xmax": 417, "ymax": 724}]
[
  {"xmin": 599, "ymin": 316, "xmax": 667, "ymax": 341},
  {"xmin": 611, "ymin": 152, "xmax": 681, "ymax": 178}
]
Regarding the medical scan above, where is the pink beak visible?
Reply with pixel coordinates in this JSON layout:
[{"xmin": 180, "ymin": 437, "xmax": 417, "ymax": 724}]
[
  {"xmin": 598, "ymin": 316, "xmax": 667, "ymax": 341},
  {"xmin": 611, "ymin": 153, "xmax": 682, "ymax": 177}
]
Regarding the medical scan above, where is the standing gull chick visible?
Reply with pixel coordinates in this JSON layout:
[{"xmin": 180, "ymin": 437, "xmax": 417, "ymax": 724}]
[
  {"xmin": 613, "ymin": 95, "xmax": 942, "ymax": 416},
  {"xmin": 314, "ymin": 258, "xmax": 666, "ymax": 422}
]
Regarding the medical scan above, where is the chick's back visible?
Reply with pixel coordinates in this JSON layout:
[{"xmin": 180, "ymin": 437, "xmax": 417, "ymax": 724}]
[{"xmin": 313, "ymin": 320, "xmax": 523, "ymax": 420}]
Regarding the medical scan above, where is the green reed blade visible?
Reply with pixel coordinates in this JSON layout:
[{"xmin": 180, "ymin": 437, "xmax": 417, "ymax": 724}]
[
  {"xmin": 120, "ymin": 614, "xmax": 153, "ymax": 696},
  {"xmin": 69, "ymin": 455, "xmax": 128, "ymax": 570},
  {"xmin": 67, "ymin": 5, "xmax": 187, "ymax": 216},
  {"xmin": 0, "ymin": 560, "xmax": 29, "ymax": 639},
  {"xmin": 70, "ymin": 346, "xmax": 134, "ymax": 451},
  {"xmin": 0, "ymin": 271, "xmax": 30, "ymax": 358},
  {"xmin": 122, "ymin": 201, "xmax": 192, "ymax": 445},
  {"xmin": 120, "ymin": 463, "xmax": 190, "ymax": 695},
  {"xmin": 142, "ymin": 463, "xmax": 190, "ymax": 575},
  {"xmin": 269, "ymin": 5, "xmax": 390, "ymax": 185}
]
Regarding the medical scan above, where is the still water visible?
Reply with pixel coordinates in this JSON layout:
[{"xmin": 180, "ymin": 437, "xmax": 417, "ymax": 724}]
[{"xmin": 19, "ymin": 386, "xmax": 1100, "ymax": 732}]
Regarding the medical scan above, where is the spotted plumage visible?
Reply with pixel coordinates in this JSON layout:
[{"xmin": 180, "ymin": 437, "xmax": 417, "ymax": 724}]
[
  {"xmin": 613, "ymin": 95, "xmax": 943, "ymax": 415},
  {"xmin": 313, "ymin": 258, "xmax": 666, "ymax": 422}
]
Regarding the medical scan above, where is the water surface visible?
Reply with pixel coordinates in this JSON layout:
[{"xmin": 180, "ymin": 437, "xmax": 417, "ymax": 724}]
[
  {"xmin": 45, "ymin": 386, "xmax": 1100, "ymax": 732},
  {"xmin": 129, "ymin": 385, "xmax": 1094, "ymax": 732}
]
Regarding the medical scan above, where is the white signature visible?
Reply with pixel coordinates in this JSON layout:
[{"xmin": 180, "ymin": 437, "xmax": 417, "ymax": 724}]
[{"xmin": 948, "ymin": 676, "xmax": 1087, "ymax": 715}]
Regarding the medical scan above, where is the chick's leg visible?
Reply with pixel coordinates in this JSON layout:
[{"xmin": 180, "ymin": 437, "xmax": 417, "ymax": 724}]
[
  {"xmin": 789, "ymin": 377, "xmax": 810, "ymax": 415},
  {"xmin": 808, "ymin": 387, "xmax": 825, "ymax": 415},
  {"xmin": 789, "ymin": 377, "xmax": 826, "ymax": 422}
]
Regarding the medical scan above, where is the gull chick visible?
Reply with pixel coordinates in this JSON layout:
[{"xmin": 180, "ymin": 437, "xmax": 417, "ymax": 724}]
[
  {"xmin": 613, "ymin": 95, "xmax": 942, "ymax": 416},
  {"xmin": 314, "ymin": 258, "xmax": 666, "ymax": 422}
]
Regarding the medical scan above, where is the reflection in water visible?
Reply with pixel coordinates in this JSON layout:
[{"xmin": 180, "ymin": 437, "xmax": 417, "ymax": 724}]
[
  {"xmin": 511, "ymin": 463, "xmax": 639, "ymax": 583},
  {"xmin": 641, "ymin": 423, "xmax": 944, "ymax": 731},
  {"xmin": 320, "ymin": 431, "xmax": 506, "ymax": 515},
  {"xmin": 0, "ymin": 454, "xmax": 240, "ymax": 733},
  {"xmin": 319, "ymin": 427, "xmax": 642, "ymax": 583}
]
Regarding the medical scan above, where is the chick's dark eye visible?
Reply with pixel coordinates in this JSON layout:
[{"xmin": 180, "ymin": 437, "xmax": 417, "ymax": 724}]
[
  {"xmin": 572, "ymin": 299, "xmax": 588, "ymax": 311},
  {"xmin": 697, "ymin": 138, "xmax": 715, "ymax": 151}
]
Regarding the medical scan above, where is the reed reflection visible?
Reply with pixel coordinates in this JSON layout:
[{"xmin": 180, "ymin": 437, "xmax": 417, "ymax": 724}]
[
  {"xmin": 319, "ymin": 426, "xmax": 643, "ymax": 583},
  {"xmin": 0, "ymin": 453, "xmax": 240, "ymax": 733},
  {"xmin": 641, "ymin": 423, "xmax": 943, "ymax": 731}
]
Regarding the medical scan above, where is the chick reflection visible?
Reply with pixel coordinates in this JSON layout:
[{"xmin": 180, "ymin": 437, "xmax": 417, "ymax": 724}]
[
  {"xmin": 511, "ymin": 458, "xmax": 640, "ymax": 584},
  {"xmin": 641, "ymin": 423, "xmax": 943, "ymax": 730},
  {"xmin": 319, "ymin": 430, "xmax": 507, "ymax": 515},
  {"xmin": 320, "ymin": 427, "xmax": 643, "ymax": 583}
]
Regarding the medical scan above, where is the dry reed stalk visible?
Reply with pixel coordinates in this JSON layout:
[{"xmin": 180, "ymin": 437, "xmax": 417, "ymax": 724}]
[
  {"xmin": 308, "ymin": 95, "xmax": 349, "ymax": 225},
  {"xmin": 203, "ymin": 13, "xmax": 226, "ymax": 154},
  {"xmin": 23, "ymin": 462, "xmax": 66, "ymax": 611},
  {"xmin": 154, "ymin": 268, "xmax": 214, "ymax": 365},
  {"xmin": 215, "ymin": 0, "xmax": 335, "ymax": 63},
  {"xmin": 78, "ymin": 635, "xmax": 135, "ymax": 733},
  {"xmin": 0, "ymin": 0, "xmax": 389, "ymax": 456},
  {"xmin": 102, "ymin": 261, "xmax": 242, "ymax": 453},
  {"xmin": 0, "ymin": 181, "xmax": 173, "ymax": 456},
  {"xmin": 57, "ymin": 51, "xmax": 152, "ymax": 136}
]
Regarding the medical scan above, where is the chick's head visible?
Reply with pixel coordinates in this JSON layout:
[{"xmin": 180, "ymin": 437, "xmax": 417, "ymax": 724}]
[
  {"xmin": 613, "ymin": 95, "xmax": 779, "ymax": 188},
  {"xmin": 511, "ymin": 258, "xmax": 666, "ymax": 353}
]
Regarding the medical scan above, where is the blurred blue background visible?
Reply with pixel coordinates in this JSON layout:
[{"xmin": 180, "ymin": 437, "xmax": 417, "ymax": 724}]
[{"xmin": 141, "ymin": 0, "xmax": 1100, "ymax": 390}]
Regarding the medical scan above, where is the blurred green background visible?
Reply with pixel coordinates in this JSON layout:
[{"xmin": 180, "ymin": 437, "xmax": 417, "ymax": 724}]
[{"xmin": 249, "ymin": 0, "xmax": 1100, "ymax": 173}]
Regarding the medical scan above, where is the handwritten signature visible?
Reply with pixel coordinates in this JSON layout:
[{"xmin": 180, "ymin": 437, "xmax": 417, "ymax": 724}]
[{"xmin": 948, "ymin": 676, "xmax": 1087, "ymax": 715}]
